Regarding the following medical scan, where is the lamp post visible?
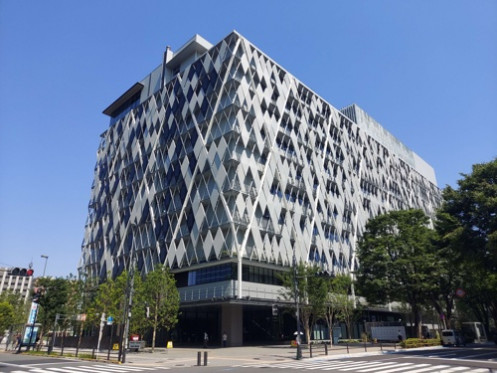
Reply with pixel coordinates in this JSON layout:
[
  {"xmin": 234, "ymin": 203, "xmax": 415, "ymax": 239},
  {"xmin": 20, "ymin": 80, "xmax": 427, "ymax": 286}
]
[
  {"xmin": 292, "ymin": 248, "xmax": 302, "ymax": 360},
  {"xmin": 121, "ymin": 223, "xmax": 137, "ymax": 364},
  {"xmin": 41, "ymin": 255, "xmax": 48, "ymax": 277}
]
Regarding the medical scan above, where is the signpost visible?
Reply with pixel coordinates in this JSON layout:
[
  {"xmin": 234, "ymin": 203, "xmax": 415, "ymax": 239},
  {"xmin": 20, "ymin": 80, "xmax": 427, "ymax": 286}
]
[
  {"xmin": 19, "ymin": 302, "xmax": 39, "ymax": 352},
  {"xmin": 107, "ymin": 316, "xmax": 114, "ymax": 360}
]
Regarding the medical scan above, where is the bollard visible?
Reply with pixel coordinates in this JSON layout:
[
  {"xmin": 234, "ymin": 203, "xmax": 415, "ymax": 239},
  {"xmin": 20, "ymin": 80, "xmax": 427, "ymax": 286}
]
[
  {"xmin": 324, "ymin": 343, "xmax": 328, "ymax": 355},
  {"xmin": 364, "ymin": 341, "xmax": 367, "ymax": 352},
  {"xmin": 380, "ymin": 342, "xmax": 383, "ymax": 352},
  {"xmin": 92, "ymin": 348, "xmax": 96, "ymax": 359},
  {"xmin": 309, "ymin": 343, "xmax": 313, "ymax": 358},
  {"xmin": 197, "ymin": 351, "xmax": 201, "ymax": 366},
  {"xmin": 204, "ymin": 351, "xmax": 208, "ymax": 366},
  {"xmin": 346, "ymin": 342, "xmax": 349, "ymax": 354}
]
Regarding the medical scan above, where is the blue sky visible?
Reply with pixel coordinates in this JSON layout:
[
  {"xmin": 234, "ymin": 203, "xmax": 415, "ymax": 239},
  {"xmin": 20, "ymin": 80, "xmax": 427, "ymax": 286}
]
[{"xmin": 1, "ymin": 0, "xmax": 496, "ymax": 278}]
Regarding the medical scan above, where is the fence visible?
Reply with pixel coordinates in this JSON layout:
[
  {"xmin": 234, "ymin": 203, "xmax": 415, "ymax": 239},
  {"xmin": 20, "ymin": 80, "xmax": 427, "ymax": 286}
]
[{"xmin": 3, "ymin": 333, "xmax": 123, "ymax": 362}]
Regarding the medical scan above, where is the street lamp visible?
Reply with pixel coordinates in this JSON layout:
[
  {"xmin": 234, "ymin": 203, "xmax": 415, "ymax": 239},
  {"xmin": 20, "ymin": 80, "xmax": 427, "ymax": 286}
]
[
  {"xmin": 41, "ymin": 255, "xmax": 48, "ymax": 277},
  {"xmin": 121, "ymin": 222, "xmax": 137, "ymax": 363},
  {"xmin": 292, "ymin": 248, "xmax": 302, "ymax": 360}
]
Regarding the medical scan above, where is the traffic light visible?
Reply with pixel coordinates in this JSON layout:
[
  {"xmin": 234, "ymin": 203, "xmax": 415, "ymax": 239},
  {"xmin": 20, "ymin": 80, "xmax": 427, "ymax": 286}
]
[{"xmin": 9, "ymin": 267, "xmax": 34, "ymax": 276}]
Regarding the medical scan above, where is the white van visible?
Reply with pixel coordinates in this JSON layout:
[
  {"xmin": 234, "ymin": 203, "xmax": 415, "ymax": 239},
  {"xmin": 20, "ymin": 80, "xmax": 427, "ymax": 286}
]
[{"xmin": 441, "ymin": 329, "xmax": 465, "ymax": 346}]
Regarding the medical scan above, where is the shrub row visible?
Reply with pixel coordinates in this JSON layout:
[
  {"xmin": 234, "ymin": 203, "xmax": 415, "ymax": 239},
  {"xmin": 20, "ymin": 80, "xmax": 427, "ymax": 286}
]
[{"xmin": 400, "ymin": 338, "xmax": 441, "ymax": 348}]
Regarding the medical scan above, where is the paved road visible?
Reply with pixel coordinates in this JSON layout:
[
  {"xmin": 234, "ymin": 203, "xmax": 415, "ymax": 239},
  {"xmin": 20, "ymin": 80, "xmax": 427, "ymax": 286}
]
[
  {"xmin": 236, "ymin": 345, "xmax": 497, "ymax": 372},
  {"xmin": 1, "ymin": 344, "xmax": 496, "ymax": 372}
]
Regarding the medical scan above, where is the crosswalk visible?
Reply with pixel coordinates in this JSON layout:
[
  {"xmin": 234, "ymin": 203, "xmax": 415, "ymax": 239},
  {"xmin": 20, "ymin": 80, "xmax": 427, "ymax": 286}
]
[
  {"xmin": 235, "ymin": 359, "xmax": 491, "ymax": 372},
  {"xmin": 10, "ymin": 364, "xmax": 161, "ymax": 373}
]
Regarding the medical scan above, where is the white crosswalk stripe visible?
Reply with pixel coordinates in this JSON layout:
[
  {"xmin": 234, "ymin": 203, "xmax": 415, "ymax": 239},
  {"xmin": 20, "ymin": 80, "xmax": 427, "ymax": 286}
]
[
  {"xmin": 10, "ymin": 365, "xmax": 161, "ymax": 373},
  {"xmin": 437, "ymin": 368, "xmax": 472, "ymax": 373},
  {"xmin": 234, "ymin": 359, "xmax": 491, "ymax": 372}
]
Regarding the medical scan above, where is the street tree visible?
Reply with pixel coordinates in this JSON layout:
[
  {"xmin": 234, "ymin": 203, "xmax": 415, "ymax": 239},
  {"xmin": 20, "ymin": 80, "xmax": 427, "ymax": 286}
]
[
  {"xmin": 430, "ymin": 211, "xmax": 465, "ymax": 329},
  {"xmin": 321, "ymin": 274, "xmax": 353, "ymax": 343},
  {"xmin": 140, "ymin": 265, "xmax": 179, "ymax": 351},
  {"xmin": 0, "ymin": 301, "xmax": 15, "ymax": 333},
  {"xmin": 329, "ymin": 275, "xmax": 355, "ymax": 339},
  {"xmin": 90, "ymin": 271, "xmax": 129, "ymax": 326},
  {"xmin": 0, "ymin": 290, "xmax": 29, "ymax": 327},
  {"xmin": 356, "ymin": 209, "xmax": 437, "ymax": 338},
  {"xmin": 279, "ymin": 263, "xmax": 327, "ymax": 344},
  {"xmin": 439, "ymin": 158, "xmax": 497, "ymax": 332},
  {"xmin": 36, "ymin": 277, "xmax": 70, "ymax": 342}
]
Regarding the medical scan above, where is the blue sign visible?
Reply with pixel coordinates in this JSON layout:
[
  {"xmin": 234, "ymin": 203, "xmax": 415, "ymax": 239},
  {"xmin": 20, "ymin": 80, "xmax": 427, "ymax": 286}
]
[
  {"xmin": 27, "ymin": 303, "xmax": 38, "ymax": 325},
  {"xmin": 107, "ymin": 316, "xmax": 114, "ymax": 325}
]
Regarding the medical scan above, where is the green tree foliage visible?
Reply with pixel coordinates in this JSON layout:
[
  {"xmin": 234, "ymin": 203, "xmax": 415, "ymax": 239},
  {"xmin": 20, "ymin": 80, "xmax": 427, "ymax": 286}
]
[
  {"xmin": 329, "ymin": 275, "xmax": 356, "ymax": 339},
  {"xmin": 140, "ymin": 265, "xmax": 180, "ymax": 351},
  {"xmin": 279, "ymin": 263, "xmax": 328, "ymax": 344},
  {"xmin": 431, "ymin": 211, "xmax": 465, "ymax": 328},
  {"xmin": 356, "ymin": 209, "xmax": 437, "ymax": 337},
  {"xmin": 320, "ymin": 274, "xmax": 353, "ymax": 343},
  {"xmin": 36, "ymin": 277, "xmax": 70, "ymax": 336},
  {"xmin": 0, "ymin": 301, "xmax": 15, "ymax": 333},
  {"xmin": 439, "ymin": 158, "xmax": 497, "ymax": 331},
  {"xmin": 89, "ymin": 271, "xmax": 129, "ymax": 326},
  {"xmin": 0, "ymin": 290, "xmax": 29, "ymax": 327}
]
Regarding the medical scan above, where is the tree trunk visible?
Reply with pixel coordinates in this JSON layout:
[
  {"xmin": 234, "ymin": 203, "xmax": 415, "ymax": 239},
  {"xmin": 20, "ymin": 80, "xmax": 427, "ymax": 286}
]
[
  {"xmin": 325, "ymin": 314, "xmax": 334, "ymax": 345},
  {"xmin": 152, "ymin": 306, "xmax": 158, "ymax": 352},
  {"xmin": 412, "ymin": 305, "xmax": 422, "ymax": 338},
  {"xmin": 304, "ymin": 325, "xmax": 311, "ymax": 346}
]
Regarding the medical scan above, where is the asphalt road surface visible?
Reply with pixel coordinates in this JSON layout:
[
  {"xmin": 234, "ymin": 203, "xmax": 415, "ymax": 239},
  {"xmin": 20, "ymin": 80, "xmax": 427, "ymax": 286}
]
[
  {"xmin": 1, "ymin": 345, "xmax": 496, "ymax": 373},
  {"xmin": 235, "ymin": 345, "xmax": 497, "ymax": 372}
]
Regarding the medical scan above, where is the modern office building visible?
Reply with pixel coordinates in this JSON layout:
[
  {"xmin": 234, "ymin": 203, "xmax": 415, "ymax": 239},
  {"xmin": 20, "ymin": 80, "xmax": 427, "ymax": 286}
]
[
  {"xmin": 0, "ymin": 266, "xmax": 35, "ymax": 303},
  {"xmin": 79, "ymin": 31, "xmax": 441, "ymax": 345}
]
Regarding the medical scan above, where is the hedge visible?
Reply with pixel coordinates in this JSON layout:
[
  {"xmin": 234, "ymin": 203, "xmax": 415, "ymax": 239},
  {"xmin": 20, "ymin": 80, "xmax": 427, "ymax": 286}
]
[{"xmin": 400, "ymin": 338, "xmax": 442, "ymax": 348}]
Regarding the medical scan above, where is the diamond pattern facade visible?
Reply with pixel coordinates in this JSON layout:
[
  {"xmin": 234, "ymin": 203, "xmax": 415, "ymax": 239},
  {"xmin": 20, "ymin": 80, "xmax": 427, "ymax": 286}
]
[{"xmin": 79, "ymin": 32, "xmax": 440, "ymax": 336}]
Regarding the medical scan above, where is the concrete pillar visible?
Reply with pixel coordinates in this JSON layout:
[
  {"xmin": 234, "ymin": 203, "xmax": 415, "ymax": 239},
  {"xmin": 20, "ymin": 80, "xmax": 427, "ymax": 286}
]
[{"xmin": 221, "ymin": 303, "xmax": 243, "ymax": 346}]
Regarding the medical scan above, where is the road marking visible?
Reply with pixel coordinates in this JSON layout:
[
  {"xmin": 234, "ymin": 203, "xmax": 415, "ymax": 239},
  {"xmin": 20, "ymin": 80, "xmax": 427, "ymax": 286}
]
[
  {"xmin": 92, "ymin": 365, "xmax": 157, "ymax": 371},
  {"xmin": 355, "ymin": 362, "xmax": 400, "ymax": 372},
  {"xmin": 366, "ymin": 362, "xmax": 415, "ymax": 373},
  {"xmin": 23, "ymin": 362, "xmax": 78, "ymax": 367},
  {"xmin": 6, "ymin": 366, "xmax": 161, "ymax": 373},
  {"xmin": 339, "ymin": 361, "xmax": 397, "ymax": 371},
  {"xmin": 438, "ymin": 368, "xmax": 476, "ymax": 372},
  {"xmin": 234, "ymin": 359, "xmax": 497, "ymax": 373},
  {"xmin": 405, "ymin": 364, "xmax": 449, "ymax": 373},
  {"xmin": 322, "ymin": 361, "xmax": 372, "ymax": 370}
]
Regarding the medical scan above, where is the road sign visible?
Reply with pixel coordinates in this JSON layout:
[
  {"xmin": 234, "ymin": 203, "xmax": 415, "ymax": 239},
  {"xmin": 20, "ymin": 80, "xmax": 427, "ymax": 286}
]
[
  {"xmin": 107, "ymin": 316, "xmax": 114, "ymax": 325},
  {"xmin": 27, "ymin": 303, "xmax": 39, "ymax": 324}
]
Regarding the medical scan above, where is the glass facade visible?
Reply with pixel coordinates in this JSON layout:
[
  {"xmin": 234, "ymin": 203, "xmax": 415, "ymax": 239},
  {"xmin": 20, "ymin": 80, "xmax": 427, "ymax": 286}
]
[{"xmin": 80, "ymin": 31, "xmax": 441, "ymax": 344}]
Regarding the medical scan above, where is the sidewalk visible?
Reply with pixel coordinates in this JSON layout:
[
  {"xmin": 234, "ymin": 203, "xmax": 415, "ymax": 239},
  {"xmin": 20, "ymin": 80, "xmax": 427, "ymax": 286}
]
[
  {"xmin": 1, "ymin": 342, "xmax": 440, "ymax": 368},
  {"xmin": 122, "ymin": 344, "xmax": 391, "ymax": 367}
]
